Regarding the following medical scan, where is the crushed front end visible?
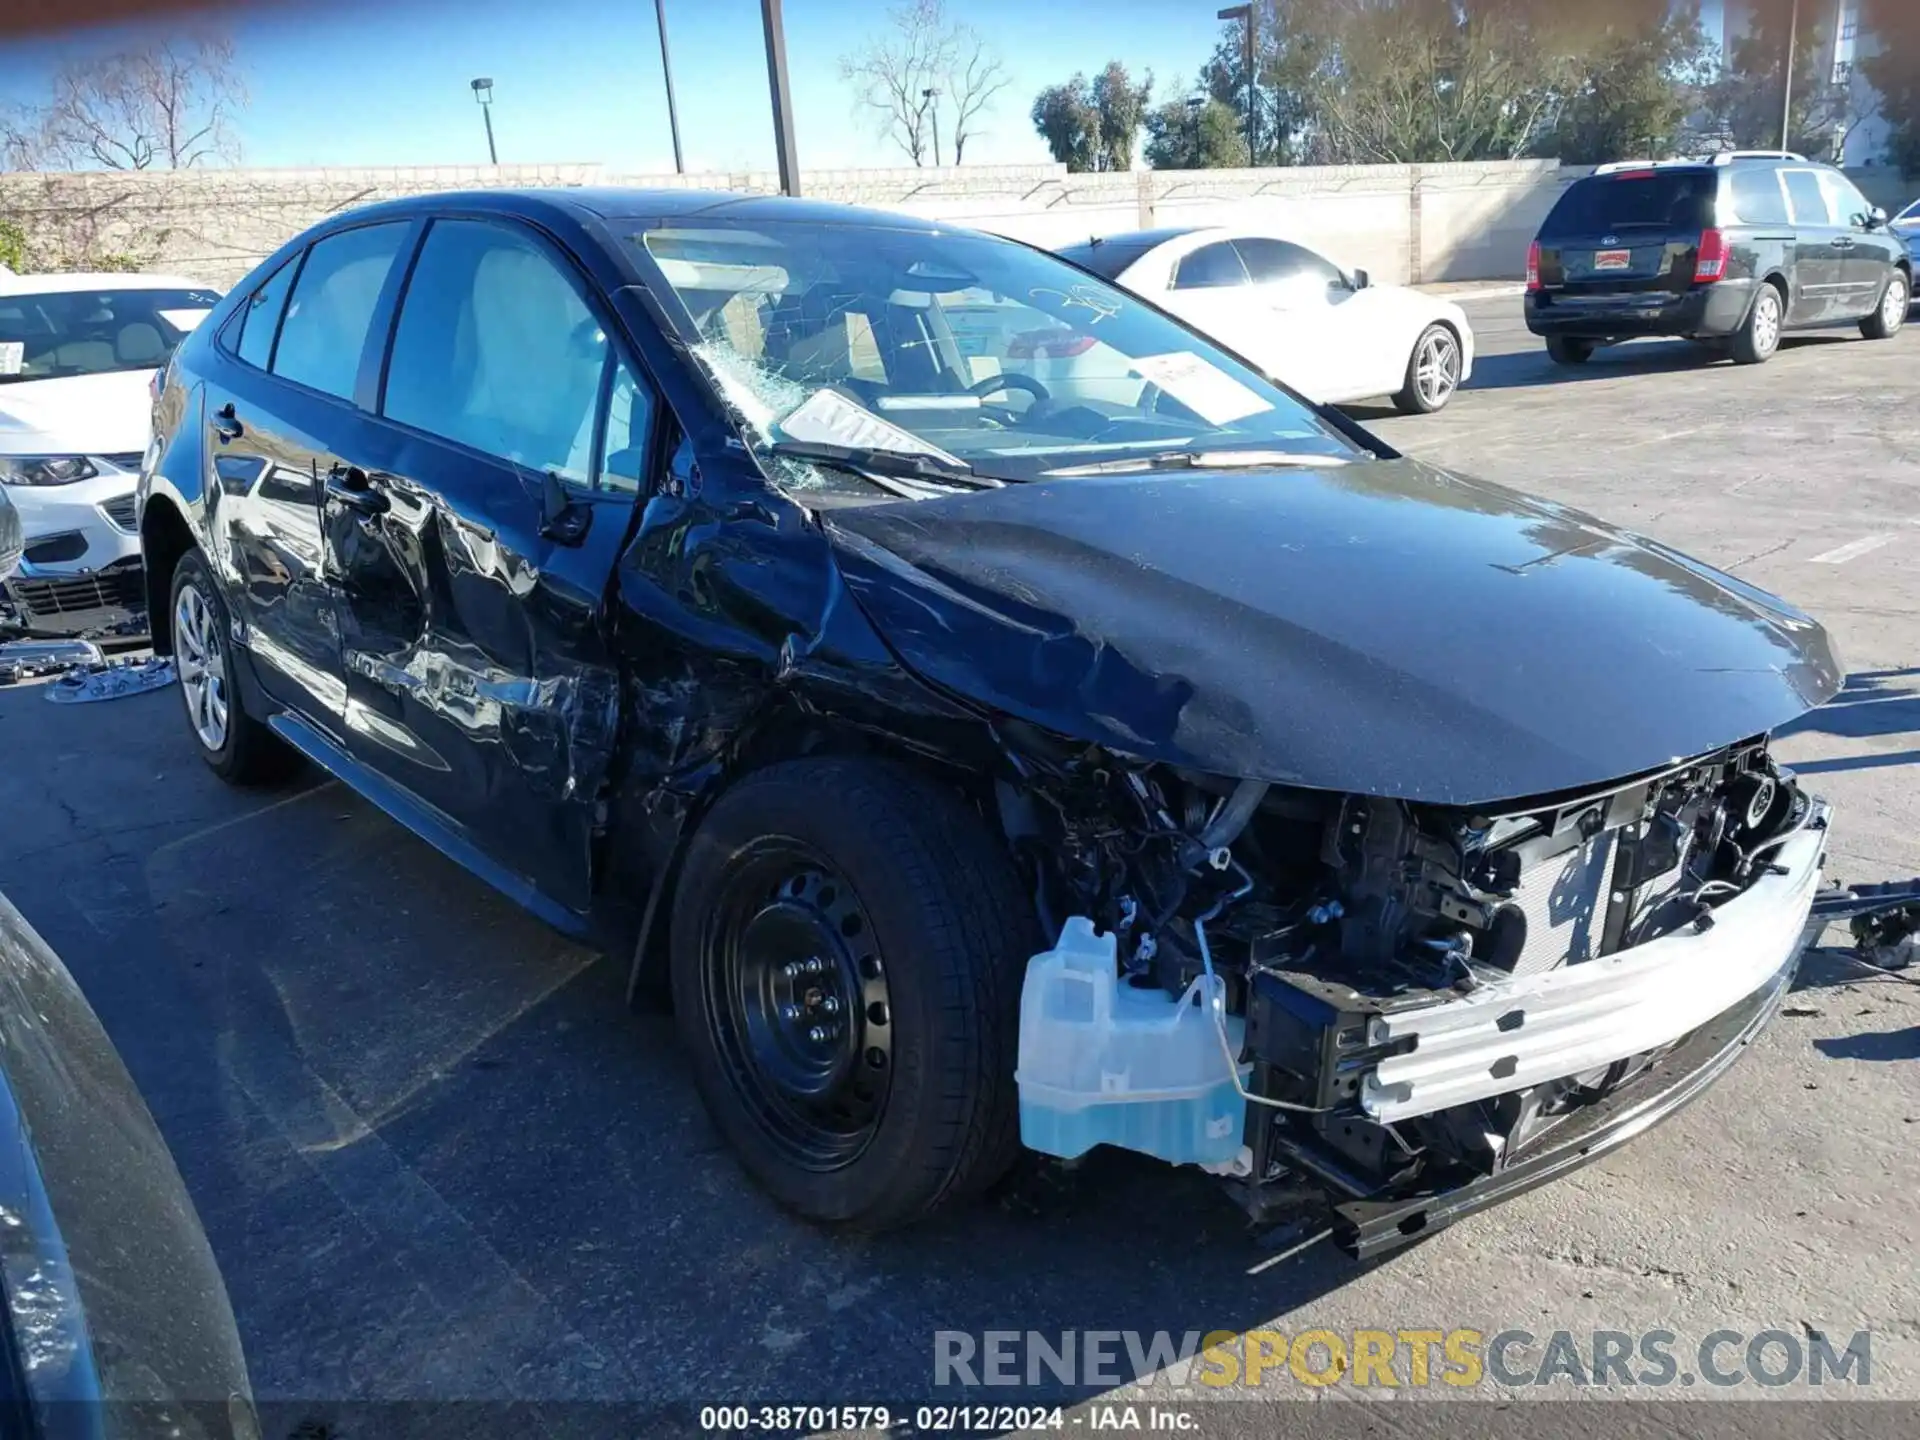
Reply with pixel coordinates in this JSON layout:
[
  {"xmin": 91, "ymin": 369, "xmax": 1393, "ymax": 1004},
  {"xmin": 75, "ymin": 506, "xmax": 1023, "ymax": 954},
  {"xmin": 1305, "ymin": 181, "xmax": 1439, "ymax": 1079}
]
[{"xmin": 1001, "ymin": 725, "xmax": 1827, "ymax": 1256}]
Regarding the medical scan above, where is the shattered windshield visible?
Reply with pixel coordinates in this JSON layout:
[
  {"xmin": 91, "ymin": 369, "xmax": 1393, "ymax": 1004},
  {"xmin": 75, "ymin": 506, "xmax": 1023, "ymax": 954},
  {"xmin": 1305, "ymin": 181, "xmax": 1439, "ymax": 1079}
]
[{"xmin": 623, "ymin": 219, "xmax": 1359, "ymax": 489}]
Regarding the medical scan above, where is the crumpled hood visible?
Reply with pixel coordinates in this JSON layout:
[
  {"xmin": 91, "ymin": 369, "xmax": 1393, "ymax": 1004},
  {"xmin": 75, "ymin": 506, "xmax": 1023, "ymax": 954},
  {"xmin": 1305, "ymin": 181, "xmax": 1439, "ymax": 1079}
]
[
  {"xmin": 822, "ymin": 458, "xmax": 1841, "ymax": 806},
  {"xmin": 0, "ymin": 370, "xmax": 155, "ymax": 455}
]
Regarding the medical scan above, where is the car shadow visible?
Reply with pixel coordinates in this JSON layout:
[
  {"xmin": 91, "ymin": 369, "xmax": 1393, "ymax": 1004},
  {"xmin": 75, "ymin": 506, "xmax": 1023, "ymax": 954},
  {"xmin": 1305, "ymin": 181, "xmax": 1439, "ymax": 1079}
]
[
  {"xmin": 0, "ymin": 685, "xmax": 1369, "ymax": 1412},
  {"xmin": 1779, "ymin": 670, "xmax": 1920, "ymax": 742},
  {"xmin": 1459, "ymin": 333, "xmax": 1859, "ymax": 393},
  {"xmin": 1814, "ymin": 1025, "xmax": 1920, "ymax": 1062},
  {"xmin": 1775, "ymin": 671, "xmax": 1920, "ymax": 775}
]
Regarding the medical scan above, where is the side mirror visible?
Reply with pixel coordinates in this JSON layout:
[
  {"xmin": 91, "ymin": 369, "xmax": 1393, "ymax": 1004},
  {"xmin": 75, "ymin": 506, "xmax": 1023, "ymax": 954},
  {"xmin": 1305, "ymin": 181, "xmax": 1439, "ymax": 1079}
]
[
  {"xmin": 1863, "ymin": 206, "xmax": 1889, "ymax": 230},
  {"xmin": 1350, "ymin": 268, "xmax": 1371, "ymax": 291}
]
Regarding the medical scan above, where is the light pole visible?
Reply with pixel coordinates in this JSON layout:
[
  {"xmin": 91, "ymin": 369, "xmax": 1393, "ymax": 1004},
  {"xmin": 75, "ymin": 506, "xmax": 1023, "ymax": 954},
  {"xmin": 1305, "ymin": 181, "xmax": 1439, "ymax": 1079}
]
[
  {"xmin": 470, "ymin": 77, "xmax": 498, "ymax": 164},
  {"xmin": 654, "ymin": 0, "xmax": 685, "ymax": 174},
  {"xmin": 761, "ymin": 0, "xmax": 801, "ymax": 195},
  {"xmin": 1780, "ymin": 0, "xmax": 1800, "ymax": 152},
  {"xmin": 1217, "ymin": 4, "xmax": 1255, "ymax": 165},
  {"xmin": 922, "ymin": 87, "xmax": 942, "ymax": 167}
]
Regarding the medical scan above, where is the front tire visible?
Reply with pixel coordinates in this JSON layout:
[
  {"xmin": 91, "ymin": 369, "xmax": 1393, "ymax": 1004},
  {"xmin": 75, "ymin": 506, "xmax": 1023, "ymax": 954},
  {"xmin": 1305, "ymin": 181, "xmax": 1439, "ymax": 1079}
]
[
  {"xmin": 670, "ymin": 756, "xmax": 1037, "ymax": 1230},
  {"xmin": 1544, "ymin": 336, "xmax": 1593, "ymax": 366},
  {"xmin": 169, "ymin": 550, "xmax": 296, "ymax": 785},
  {"xmin": 1731, "ymin": 282, "xmax": 1784, "ymax": 365},
  {"xmin": 1860, "ymin": 270, "xmax": 1910, "ymax": 340},
  {"xmin": 1391, "ymin": 323, "xmax": 1462, "ymax": 414}
]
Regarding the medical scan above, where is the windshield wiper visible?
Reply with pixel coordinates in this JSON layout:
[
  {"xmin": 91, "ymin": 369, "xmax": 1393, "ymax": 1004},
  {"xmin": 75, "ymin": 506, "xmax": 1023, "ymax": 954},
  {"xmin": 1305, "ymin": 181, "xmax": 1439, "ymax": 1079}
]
[
  {"xmin": 768, "ymin": 439, "xmax": 1005, "ymax": 489},
  {"xmin": 1042, "ymin": 449, "xmax": 1351, "ymax": 477}
]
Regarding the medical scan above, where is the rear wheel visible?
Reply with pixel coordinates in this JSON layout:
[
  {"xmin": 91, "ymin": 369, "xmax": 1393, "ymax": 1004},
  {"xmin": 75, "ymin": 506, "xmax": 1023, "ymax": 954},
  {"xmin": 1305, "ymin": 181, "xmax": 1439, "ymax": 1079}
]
[
  {"xmin": 1391, "ymin": 323, "xmax": 1462, "ymax": 414},
  {"xmin": 169, "ymin": 550, "xmax": 296, "ymax": 785},
  {"xmin": 1544, "ymin": 336, "xmax": 1593, "ymax": 366},
  {"xmin": 1731, "ymin": 282, "xmax": 1784, "ymax": 365},
  {"xmin": 1860, "ymin": 270, "xmax": 1910, "ymax": 340},
  {"xmin": 670, "ymin": 756, "xmax": 1037, "ymax": 1230}
]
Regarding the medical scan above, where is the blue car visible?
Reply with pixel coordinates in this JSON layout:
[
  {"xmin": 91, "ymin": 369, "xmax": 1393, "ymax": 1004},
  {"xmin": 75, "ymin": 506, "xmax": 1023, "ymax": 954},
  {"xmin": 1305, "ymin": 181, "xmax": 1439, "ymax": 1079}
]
[{"xmin": 1895, "ymin": 197, "xmax": 1920, "ymax": 270}]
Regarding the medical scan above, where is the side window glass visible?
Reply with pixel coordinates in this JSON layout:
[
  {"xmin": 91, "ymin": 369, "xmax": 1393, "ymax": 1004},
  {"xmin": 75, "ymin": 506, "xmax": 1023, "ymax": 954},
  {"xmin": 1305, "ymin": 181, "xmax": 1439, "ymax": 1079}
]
[
  {"xmin": 235, "ymin": 257, "xmax": 299, "ymax": 370},
  {"xmin": 1233, "ymin": 238, "xmax": 1341, "ymax": 288},
  {"xmin": 271, "ymin": 223, "xmax": 409, "ymax": 400},
  {"xmin": 1782, "ymin": 170, "xmax": 1831, "ymax": 226},
  {"xmin": 1728, "ymin": 170, "xmax": 1789, "ymax": 226},
  {"xmin": 384, "ymin": 219, "xmax": 606, "ymax": 486},
  {"xmin": 1172, "ymin": 242, "xmax": 1250, "ymax": 290},
  {"xmin": 1819, "ymin": 171, "xmax": 1871, "ymax": 226},
  {"xmin": 597, "ymin": 360, "xmax": 655, "ymax": 496}
]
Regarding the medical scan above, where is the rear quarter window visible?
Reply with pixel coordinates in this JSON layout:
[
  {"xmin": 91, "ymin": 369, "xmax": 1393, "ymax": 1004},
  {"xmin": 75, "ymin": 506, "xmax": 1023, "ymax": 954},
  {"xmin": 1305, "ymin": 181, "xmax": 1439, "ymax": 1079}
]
[
  {"xmin": 1544, "ymin": 172, "xmax": 1718, "ymax": 235},
  {"xmin": 270, "ymin": 222, "xmax": 410, "ymax": 401},
  {"xmin": 1727, "ymin": 169, "xmax": 1790, "ymax": 226}
]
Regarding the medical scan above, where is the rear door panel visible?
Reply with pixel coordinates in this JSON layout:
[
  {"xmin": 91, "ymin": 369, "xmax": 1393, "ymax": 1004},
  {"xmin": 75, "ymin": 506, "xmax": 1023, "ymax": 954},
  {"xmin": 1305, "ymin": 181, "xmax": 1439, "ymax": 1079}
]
[{"xmin": 203, "ymin": 223, "xmax": 417, "ymax": 729}]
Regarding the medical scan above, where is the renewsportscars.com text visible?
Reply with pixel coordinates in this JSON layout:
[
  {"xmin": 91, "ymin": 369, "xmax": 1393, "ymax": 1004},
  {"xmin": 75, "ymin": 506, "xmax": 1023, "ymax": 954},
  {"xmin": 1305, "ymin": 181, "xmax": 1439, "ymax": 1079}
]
[{"xmin": 933, "ymin": 1327, "xmax": 1874, "ymax": 1390}]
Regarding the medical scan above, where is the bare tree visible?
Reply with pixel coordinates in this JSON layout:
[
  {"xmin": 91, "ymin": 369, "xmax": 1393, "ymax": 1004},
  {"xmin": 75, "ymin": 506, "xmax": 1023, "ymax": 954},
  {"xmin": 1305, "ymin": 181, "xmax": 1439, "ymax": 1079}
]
[
  {"xmin": 10, "ymin": 35, "xmax": 246, "ymax": 171},
  {"xmin": 839, "ymin": 0, "xmax": 1009, "ymax": 165}
]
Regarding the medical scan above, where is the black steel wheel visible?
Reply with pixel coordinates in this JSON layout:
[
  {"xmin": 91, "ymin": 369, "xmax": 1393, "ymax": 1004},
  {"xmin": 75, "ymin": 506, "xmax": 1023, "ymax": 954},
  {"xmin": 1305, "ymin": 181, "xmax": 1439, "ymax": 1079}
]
[
  {"xmin": 670, "ymin": 756, "xmax": 1037, "ymax": 1229},
  {"xmin": 702, "ymin": 846, "xmax": 894, "ymax": 1171}
]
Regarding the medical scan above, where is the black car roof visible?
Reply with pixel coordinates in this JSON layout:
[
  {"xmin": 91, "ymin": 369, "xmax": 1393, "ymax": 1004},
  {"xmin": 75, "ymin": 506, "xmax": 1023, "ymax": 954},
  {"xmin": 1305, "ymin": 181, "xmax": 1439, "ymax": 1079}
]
[
  {"xmin": 328, "ymin": 186, "xmax": 956, "ymax": 234},
  {"xmin": 1060, "ymin": 226, "xmax": 1204, "ymax": 252}
]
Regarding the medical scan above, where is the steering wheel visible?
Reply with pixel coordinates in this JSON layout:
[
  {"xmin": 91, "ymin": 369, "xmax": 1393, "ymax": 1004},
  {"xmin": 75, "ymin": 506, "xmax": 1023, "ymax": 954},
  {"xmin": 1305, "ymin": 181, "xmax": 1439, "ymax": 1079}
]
[
  {"xmin": 967, "ymin": 371, "xmax": 1053, "ymax": 428},
  {"xmin": 969, "ymin": 372, "xmax": 1052, "ymax": 405}
]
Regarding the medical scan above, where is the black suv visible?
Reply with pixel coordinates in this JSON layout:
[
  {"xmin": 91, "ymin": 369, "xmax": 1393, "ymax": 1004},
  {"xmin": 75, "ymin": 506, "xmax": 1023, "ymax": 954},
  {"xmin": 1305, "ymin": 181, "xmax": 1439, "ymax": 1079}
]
[{"xmin": 1525, "ymin": 154, "xmax": 1912, "ymax": 365}]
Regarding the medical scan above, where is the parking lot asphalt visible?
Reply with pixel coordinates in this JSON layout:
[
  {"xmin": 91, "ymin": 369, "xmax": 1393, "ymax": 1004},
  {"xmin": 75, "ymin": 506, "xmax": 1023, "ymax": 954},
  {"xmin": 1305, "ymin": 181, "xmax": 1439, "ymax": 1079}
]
[{"xmin": 2, "ymin": 296, "xmax": 1918, "ymax": 1432}]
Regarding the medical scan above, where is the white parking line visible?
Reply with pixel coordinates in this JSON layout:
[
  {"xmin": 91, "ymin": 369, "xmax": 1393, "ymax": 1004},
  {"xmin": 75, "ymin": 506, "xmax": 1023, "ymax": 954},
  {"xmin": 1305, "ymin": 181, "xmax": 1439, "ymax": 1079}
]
[{"xmin": 1807, "ymin": 533, "xmax": 1897, "ymax": 565}]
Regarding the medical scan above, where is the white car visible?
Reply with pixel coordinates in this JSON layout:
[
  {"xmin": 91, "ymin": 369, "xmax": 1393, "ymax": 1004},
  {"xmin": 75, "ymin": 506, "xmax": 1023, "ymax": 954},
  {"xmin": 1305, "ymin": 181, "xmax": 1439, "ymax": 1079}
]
[
  {"xmin": 0, "ymin": 271, "xmax": 221, "ymax": 635},
  {"xmin": 1054, "ymin": 227, "xmax": 1475, "ymax": 413}
]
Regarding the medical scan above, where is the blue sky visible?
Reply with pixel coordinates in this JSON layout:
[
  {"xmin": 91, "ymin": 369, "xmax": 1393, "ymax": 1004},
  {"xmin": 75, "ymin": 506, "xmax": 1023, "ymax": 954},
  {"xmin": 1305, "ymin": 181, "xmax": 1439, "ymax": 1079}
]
[{"xmin": 0, "ymin": 0, "xmax": 1229, "ymax": 172}]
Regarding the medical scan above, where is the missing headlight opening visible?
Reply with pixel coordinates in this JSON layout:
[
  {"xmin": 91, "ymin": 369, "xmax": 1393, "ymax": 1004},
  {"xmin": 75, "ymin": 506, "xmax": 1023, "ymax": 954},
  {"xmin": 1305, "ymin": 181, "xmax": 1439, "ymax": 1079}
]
[{"xmin": 1004, "ymin": 727, "xmax": 1825, "ymax": 1256}]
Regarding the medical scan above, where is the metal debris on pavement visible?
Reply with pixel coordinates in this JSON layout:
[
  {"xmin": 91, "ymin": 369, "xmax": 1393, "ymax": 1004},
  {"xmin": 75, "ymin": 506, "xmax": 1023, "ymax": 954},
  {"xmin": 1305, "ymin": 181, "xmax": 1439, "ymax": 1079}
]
[{"xmin": 44, "ymin": 657, "xmax": 177, "ymax": 704}]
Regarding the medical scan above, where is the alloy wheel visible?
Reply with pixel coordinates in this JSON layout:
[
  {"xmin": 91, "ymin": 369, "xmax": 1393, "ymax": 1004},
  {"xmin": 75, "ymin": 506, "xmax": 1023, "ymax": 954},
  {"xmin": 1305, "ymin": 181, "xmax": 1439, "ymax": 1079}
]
[
  {"xmin": 1753, "ymin": 290, "xmax": 1781, "ymax": 356},
  {"xmin": 702, "ymin": 843, "xmax": 895, "ymax": 1172},
  {"xmin": 174, "ymin": 582, "xmax": 230, "ymax": 753},
  {"xmin": 1416, "ymin": 328, "xmax": 1460, "ymax": 408},
  {"xmin": 1884, "ymin": 275, "xmax": 1909, "ymax": 332}
]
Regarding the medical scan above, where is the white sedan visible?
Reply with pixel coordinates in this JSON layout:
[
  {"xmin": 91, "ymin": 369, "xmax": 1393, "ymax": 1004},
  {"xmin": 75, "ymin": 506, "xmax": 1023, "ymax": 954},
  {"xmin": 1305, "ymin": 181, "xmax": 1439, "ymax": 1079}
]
[
  {"xmin": 1053, "ymin": 227, "xmax": 1474, "ymax": 414},
  {"xmin": 0, "ymin": 271, "xmax": 221, "ymax": 635}
]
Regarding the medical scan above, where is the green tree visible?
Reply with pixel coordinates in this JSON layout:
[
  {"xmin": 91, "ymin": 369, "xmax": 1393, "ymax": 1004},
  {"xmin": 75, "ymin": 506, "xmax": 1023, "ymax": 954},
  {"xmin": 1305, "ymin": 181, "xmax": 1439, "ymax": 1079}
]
[
  {"xmin": 1196, "ymin": 1, "xmax": 1610, "ymax": 167},
  {"xmin": 1703, "ymin": 0, "xmax": 1859, "ymax": 159},
  {"xmin": 1030, "ymin": 62, "xmax": 1152, "ymax": 172},
  {"xmin": 1861, "ymin": 0, "xmax": 1920, "ymax": 172},
  {"xmin": 1143, "ymin": 97, "xmax": 1251, "ymax": 169},
  {"xmin": 1200, "ymin": 2, "xmax": 1317, "ymax": 164},
  {"xmin": 1031, "ymin": 78, "xmax": 1099, "ymax": 172},
  {"xmin": 1541, "ymin": 3, "xmax": 1718, "ymax": 163}
]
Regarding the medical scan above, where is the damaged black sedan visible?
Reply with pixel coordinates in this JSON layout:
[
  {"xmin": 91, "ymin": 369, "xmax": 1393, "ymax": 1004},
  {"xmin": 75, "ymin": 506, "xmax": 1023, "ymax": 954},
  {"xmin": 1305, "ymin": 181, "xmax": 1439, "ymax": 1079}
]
[{"xmin": 137, "ymin": 190, "xmax": 1840, "ymax": 1254}]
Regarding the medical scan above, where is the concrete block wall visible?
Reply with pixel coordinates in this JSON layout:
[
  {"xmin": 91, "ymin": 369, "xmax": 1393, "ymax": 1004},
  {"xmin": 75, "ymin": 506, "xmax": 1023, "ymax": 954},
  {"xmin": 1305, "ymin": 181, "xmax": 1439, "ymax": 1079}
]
[{"xmin": 12, "ymin": 156, "xmax": 1807, "ymax": 292}]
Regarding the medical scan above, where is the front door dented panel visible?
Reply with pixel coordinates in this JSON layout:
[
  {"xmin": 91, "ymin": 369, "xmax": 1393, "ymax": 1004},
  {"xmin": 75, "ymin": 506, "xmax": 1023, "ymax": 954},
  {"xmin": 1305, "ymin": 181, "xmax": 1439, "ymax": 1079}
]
[
  {"xmin": 327, "ymin": 426, "xmax": 631, "ymax": 917},
  {"xmin": 605, "ymin": 467, "xmax": 978, "ymax": 888}
]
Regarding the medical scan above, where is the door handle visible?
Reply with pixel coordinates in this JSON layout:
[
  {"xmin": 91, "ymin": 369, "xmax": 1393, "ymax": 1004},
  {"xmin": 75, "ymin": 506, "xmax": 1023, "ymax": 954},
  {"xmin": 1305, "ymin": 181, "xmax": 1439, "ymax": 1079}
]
[
  {"xmin": 324, "ymin": 465, "xmax": 391, "ymax": 516},
  {"xmin": 212, "ymin": 403, "xmax": 243, "ymax": 444}
]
